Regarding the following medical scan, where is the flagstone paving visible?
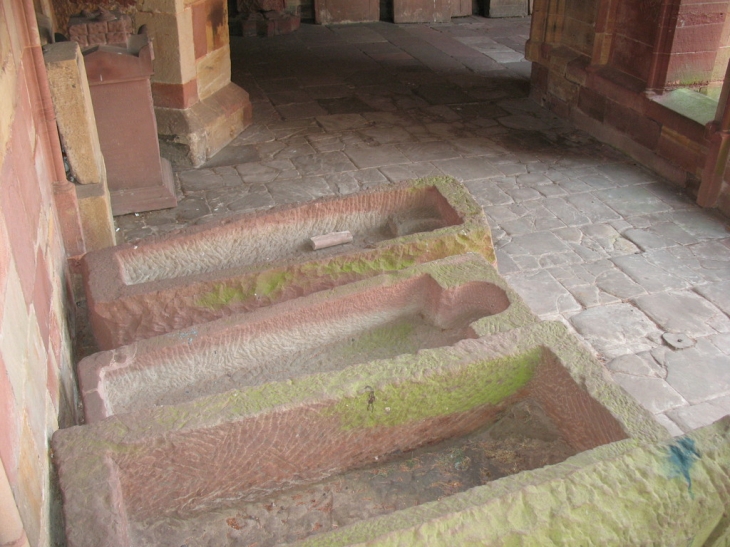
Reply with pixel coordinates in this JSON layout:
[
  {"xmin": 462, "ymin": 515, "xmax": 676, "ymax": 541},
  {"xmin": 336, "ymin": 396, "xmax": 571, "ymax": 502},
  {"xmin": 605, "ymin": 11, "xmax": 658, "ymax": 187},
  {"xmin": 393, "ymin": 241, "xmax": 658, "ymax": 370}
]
[{"xmin": 115, "ymin": 16, "xmax": 730, "ymax": 437}]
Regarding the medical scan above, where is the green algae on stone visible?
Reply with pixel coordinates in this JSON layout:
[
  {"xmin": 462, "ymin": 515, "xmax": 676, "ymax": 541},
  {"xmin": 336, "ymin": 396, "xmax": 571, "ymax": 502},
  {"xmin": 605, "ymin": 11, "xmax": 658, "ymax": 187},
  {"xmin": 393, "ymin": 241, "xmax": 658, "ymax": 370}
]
[
  {"xmin": 323, "ymin": 348, "xmax": 543, "ymax": 431},
  {"xmin": 191, "ymin": 177, "xmax": 495, "ymax": 313},
  {"xmin": 291, "ymin": 420, "xmax": 730, "ymax": 547},
  {"xmin": 195, "ymin": 270, "xmax": 294, "ymax": 310},
  {"xmin": 302, "ymin": 253, "xmax": 419, "ymax": 280},
  {"xmin": 341, "ymin": 322, "xmax": 417, "ymax": 358},
  {"xmin": 195, "ymin": 283, "xmax": 253, "ymax": 309}
]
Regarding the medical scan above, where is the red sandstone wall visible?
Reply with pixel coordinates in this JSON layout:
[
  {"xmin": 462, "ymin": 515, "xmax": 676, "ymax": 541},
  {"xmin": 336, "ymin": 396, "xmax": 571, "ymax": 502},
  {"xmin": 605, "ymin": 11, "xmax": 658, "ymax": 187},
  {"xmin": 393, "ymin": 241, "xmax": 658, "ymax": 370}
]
[
  {"xmin": 528, "ymin": 0, "xmax": 730, "ymax": 215},
  {"xmin": 666, "ymin": 1, "xmax": 730, "ymax": 87},
  {"xmin": 608, "ymin": 1, "xmax": 661, "ymax": 83},
  {"xmin": 561, "ymin": 0, "xmax": 597, "ymax": 57},
  {"xmin": 0, "ymin": 0, "xmax": 80, "ymax": 545}
]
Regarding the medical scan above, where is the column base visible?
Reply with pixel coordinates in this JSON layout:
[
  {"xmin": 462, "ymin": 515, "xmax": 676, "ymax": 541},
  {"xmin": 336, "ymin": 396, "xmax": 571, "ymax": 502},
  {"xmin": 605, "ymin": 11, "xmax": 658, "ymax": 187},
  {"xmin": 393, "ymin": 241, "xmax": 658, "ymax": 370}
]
[{"xmin": 154, "ymin": 82, "xmax": 253, "ymax": 168}]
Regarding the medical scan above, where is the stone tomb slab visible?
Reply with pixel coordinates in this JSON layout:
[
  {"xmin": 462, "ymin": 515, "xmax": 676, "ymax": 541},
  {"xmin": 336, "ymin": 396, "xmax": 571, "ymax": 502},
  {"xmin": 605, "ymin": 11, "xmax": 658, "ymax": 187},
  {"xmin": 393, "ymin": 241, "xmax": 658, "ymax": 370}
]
[
  {"xmin": 78, "ymin": 254, "xmax": 537, "ymax": 423},
  {"xmin": 53, "ymin": 321, "xmax": 670, "ymax": 547},
  {"xmin": 82, "ymin": 177, "xmax": 495, "ymax": 350}
]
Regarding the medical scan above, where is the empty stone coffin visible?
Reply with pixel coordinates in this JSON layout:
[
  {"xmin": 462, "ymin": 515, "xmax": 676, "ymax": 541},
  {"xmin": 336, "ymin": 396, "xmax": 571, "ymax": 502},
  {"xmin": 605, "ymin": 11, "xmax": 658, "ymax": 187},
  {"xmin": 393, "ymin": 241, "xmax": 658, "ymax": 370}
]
[
  {"xmin": 54, "ymin": 318, "xmax": 677, "ymax": 547},
  {"xmin": 82, "ymin": 177, "xmax": 495, "ymax": 350},
  {"xmin": 77, "ymin": 254, "xmax": 537, "ymax": 423}
]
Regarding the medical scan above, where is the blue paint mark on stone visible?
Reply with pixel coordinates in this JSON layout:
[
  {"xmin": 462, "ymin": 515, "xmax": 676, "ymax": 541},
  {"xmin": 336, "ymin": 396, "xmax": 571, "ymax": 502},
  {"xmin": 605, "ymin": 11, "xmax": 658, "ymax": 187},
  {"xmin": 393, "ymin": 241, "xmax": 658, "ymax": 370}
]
[{"xmin": 667, "ymin": 437, "xmax": 701, "ymax": 496}]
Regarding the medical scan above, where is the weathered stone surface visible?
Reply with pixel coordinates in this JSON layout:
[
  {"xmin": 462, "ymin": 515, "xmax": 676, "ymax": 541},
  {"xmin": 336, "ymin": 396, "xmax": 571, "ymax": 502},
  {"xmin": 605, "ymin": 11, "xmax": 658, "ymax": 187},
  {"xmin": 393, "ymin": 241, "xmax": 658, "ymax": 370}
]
[
  {"xmin": 696, "ymin": 280, "xmax": 730, "ymax": 316},
  {"xmin": 43, "ymin": 42, "xmax": 107, "ymax": 187},
  {"xmin": 393, "ymin": 0, "xmax": 451, "ymax": 23},
  {"xmin": 82, "ymin": 177, "xmax": 496, "ymax": 349},
  {"xmin": 106, "ymin": 15, "xmax": 730, "ymax": 513},
  {"xmin": 570, "ymin": 303, "xmax": 663, "ymax": 358},
  {"xmin": 663, "ymin": 332, "xmax": 695, "ymax": 350},
  {"xmin": 196, "ymin": 45, "xmax": 231, "ymax": 101},
  {"xmin": 504, "ymin": 270, "xmax": 581, "ymax": 317},
  {"xmin": 78, "ymin": 254, "xmax": 537, "ymax": 422},
  {"xmin": 663, "ymin": 340, "xmax": 730, "ymax": 404},
  {"xmin": 54, "ymin": 321, "xmax": 665, "ymax": 547},
  {"xmin": 84, "ymin": 41, "xmax": 179, "ymax": 216},
  {"xmin": 633, "ymin": 291, "xmax": 730, "ymax": 337},
  {"xmin": 611, "ymin": 374, "xmax": 687, "ymax": 414},
  {"xmin": 612, "ymin": 253, "xmax": 692, "ymax": 292},
  {"xmin": 238, "ymin": 0, "xmax": 285, "ymax": 15},
  {"xmin": 75, "ymin": 182, "xmax": 117, "ymax": 251},
  {"xmin": 667, "ymin": 395, "xmax": 730, "ymax": 432},
  {"xmin": 292, "ymin": 418, "xmax": 730, "ymax": 546},
  {"xmin": 606, "ymin": 351, "xmax": 664, "ymax": 378},
  {"xmin": 314, "ymin": 0, "xmax": 379, "ymax": 24},
  {"xmin": 156, "ymin": 82, "xmax": 253, "ymax": 167}
]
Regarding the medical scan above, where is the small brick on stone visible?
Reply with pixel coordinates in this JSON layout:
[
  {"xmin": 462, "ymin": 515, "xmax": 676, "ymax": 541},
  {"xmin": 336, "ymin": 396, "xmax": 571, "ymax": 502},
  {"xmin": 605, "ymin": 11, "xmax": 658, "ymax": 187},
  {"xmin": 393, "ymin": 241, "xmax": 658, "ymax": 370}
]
[
  {"xmin": 87, "ymin": 21, "xmax": 108, "ymax": 34},
  {"xmin": 72, "ymin": 35, "xmax": 89, "ymax": 47},
  {"xmin": 68, "ymin": 23, "xmax": 88, "ymax": 36},
  {"xmin": 88, "ymin": 33, "xmax": 107, "ymax": 45},
  {"xmin": 108, "ymin": 16, "xmax": 132, "ymax": 32},
  {"xmin": 106, "ymin": 33, "xmax": 127, "ymax": 46}
]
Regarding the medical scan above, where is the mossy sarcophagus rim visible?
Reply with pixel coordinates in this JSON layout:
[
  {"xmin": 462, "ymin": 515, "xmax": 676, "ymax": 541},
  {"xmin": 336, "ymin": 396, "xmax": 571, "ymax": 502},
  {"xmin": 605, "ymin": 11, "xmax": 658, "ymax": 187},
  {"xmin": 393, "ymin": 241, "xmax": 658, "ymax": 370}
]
[
  {"xmin": 82, "ymin": 176, "xmax": 495, "ymax": 350},
  {"xmin": 77, "ymin": 254, "xmax": 537, "ymax": 423},
  {"xmin": 52, "ymin": 321, "xmax": 669, "ymax": 547}
]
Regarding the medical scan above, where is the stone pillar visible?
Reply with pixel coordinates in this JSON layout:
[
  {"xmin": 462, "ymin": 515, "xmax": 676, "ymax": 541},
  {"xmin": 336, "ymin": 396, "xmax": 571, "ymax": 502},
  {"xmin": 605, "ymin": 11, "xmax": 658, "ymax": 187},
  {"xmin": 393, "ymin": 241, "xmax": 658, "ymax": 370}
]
[
  {"xmin": 591, "ymin": 0, "xmax": 620, "ymax": 65},
  {"xmin": 525, "ymin": 0, "xmax": 565, "ymax": 63},
  {"xmin": 137, "ymin": 0, "xmax": 252, "ymax": 167},
  {"xmin": 43, "ymin": 41, "xmax": 116, "ymax": 251}
]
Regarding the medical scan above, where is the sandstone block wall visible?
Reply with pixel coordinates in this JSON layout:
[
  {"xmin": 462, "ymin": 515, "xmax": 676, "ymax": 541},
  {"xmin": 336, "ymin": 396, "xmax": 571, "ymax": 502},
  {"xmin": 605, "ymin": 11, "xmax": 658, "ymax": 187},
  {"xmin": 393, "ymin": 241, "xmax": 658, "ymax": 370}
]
[
  {"xmin": 528, "ymin": 0, "xmax": 730, "ymax": 216},
  {"xmin": 0, "ymin": 1, "xmax": 81, "ymax": 545}
]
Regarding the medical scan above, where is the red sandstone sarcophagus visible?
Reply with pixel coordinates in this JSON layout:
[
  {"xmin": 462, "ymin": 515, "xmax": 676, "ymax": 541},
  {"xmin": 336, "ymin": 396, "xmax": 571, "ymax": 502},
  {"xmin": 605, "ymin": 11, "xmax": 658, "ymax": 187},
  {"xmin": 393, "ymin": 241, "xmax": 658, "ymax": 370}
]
[
  {"xmin": 78, "ymin": 254, "xmax": 537, "ymax": 423},
  {"xmin": 53, "ymin": 319, "xmax": 671, "ymax": 547},
  {"xmin": 82, "ymin": 177, "xmax": 496, "ymax": 350}
]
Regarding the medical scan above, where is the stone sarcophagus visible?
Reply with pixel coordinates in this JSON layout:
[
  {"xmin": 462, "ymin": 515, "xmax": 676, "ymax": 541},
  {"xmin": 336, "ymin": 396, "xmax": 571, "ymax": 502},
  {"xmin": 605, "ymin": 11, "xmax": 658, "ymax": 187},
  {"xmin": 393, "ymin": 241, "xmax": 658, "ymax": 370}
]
[
  {"xmin": 78, "ymin": 254, "xmax": 537, "ymax": 423},
  {"xmin": 81, "ymin": 177, "xmax": 496, "ymax": 350}
]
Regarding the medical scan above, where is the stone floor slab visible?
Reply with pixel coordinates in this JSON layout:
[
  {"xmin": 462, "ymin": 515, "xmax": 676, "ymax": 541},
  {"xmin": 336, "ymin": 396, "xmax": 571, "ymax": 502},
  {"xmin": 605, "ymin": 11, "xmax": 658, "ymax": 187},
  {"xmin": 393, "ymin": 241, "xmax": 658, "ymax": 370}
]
[
  {"xmin": 663, "ymin": 340, "xmax": 730, "ymax": 404},
  {"xmin": 291, "ymin": 151, "xmax": 357, "ymax": 176},
  {"xmin": 611, "ymin": 374, "xmax": 687, "ymax": 414},
  {"xmin": 666, "ymin": 395, "xmax": 730, "ymax": 432},
  {"xmin": 503, "ymin": 270, "xmax": 581, "ymax": 317},
  {"xmin": 570, "ymin": 304, "xmax": 663, "ymax": 358},
  {"xmin": 397, "ymin": 141, "xmax": 460, "ymax": 162},
  {"xmin": 633, "ymin": 291, "xmax": 730, "ymax": 337},
  {"xmin": 434, "ymin": 157, "xmax": 501, "ymax": 181},
  {"xmin": 611, "ymin": 254, "xmax": 692, "ymax": 292},
  {"xmin": 606, "ymin": 352, "xmax": 664, "ymax": 378}
]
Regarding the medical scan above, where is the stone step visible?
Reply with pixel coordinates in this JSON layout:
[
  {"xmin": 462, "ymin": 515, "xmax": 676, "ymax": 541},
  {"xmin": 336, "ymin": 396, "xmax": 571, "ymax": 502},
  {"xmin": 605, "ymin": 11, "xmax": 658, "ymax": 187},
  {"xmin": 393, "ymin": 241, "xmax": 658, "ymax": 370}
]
[
  {"xmin": 77, "ymin": 253, "xmax": 537, "ymax": 423},
  {"xmin": 53, "ymin": 320, "xmax": 668, "ymax": 546},
  {"xmin": 81, "ymin": 176, "xmax": 495, "ymax": 350}
]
